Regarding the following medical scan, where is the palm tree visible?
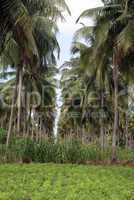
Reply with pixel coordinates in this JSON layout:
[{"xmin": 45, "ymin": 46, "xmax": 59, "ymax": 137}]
[
  {"xmin": 75, "ymin": 0, "xmax": 134, "ymax": 159},
  {"xmin": 0, "ymin": 0, "xmax": 70, "ymax": 146}
]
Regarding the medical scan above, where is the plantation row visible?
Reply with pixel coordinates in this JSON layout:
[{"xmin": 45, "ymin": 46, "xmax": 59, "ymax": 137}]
[
  {"xmin": 0, "ymin": 0, "xmax": 134, "ymax": 163},
  {"xmin": 59, "ymin": 0, "xmax": 134, "ymax": 160}
]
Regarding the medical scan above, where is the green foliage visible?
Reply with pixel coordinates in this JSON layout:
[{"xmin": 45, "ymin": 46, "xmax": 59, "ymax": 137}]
[
  {"xmin": 59, "ymin": 0, "xmax": 134, "ymax": 157},
  {"xmin": 0, "ymin": 128, "xmax": 7, "ymax": 144},
  {"xmin": 0, "ymin": 139, "xmax": 134, "ymax": 164},
  {"xmin": 0, "ymin": 164, "xmax": 134, "ymax": 199}
]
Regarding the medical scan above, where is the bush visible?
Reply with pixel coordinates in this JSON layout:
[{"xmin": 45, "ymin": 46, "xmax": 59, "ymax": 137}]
[
  {"xmin": 20, "ymin": 140, "xmax": 106, "ymax": 164},
  {"xmin": 0, "ymin": 138, "xmax": 134, "ymax": 164}
]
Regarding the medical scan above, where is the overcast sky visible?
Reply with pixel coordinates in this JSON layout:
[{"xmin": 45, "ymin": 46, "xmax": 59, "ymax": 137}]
[{"xmin": 58, "ymin": 0, "xmax": 103, "ymax": 66}]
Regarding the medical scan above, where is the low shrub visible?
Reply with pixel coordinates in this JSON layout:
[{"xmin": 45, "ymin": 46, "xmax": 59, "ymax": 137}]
[{"xmin": 0, "ymin": 138, "xmax": 134, "ymax": 164}]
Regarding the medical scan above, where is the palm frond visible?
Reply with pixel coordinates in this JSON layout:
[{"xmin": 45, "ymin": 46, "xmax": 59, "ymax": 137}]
[{"xmin": 76, "ymin": 4, "xmax": 121, "ymax": 22}]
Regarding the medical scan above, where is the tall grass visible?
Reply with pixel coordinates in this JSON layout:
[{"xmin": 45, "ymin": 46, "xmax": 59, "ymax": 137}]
[{"xmin": 0, "ymin": 139, "xmax": 134, "ymax": 163}]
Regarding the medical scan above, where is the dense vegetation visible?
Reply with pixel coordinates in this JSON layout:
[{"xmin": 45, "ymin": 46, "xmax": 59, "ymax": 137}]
[
  {"xmin": 0, "ymin": 0, "xmax": 69, "ymax": 145},
  {"xmin": 59, "ymin": 0, "xmax": 134, "ymax": 160},
  {"xmin": 1, "ymin": 139, "xmax": 134, "ymax": 164},
  {"xmin": 0, "ymin": 1, "xmax": 134, "ymax": 199},
  {"xmin": 0, "ymin": 0, "xmax": 134, "ymax": 163}
]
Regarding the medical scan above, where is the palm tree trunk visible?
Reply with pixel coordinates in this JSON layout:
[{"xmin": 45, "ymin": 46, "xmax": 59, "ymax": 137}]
[
  {"xmin": 31, "ymin": 123, "xmax": 34, "ymax": 140},
  {"xmin": 112, "ymin": 52, "xmax": 118, "ymax": 161},
  {"xmin": 17, "ymin": 67, "xmax": 23, "ymax": 135},
  {"xmin": 100, "ymin": 89, "xmax": 105, "ymax": 152},
  {"xmin": 39, "ymin": 118, "xmax": 42, "ymax": 143},
  {"xmin": 6, "ymin": 68, "xmax": 19, "ymax": 147},
  {"xmin": 0, "ymin": 117, "xmax": 4, "ymax": 128},
  {"xmin": 125, "ymin": 112, "xmax": 129, "ymax": 150},
  {"xmin": 36, "ymin": 116, "xmax": 40, "ymax": 142},
  {"xmin": 23, "ymin": 109, "xmax": 27, "ymax": 137},
  {"xmin": 27, "ymin": 107, "xmax": 32, "ymax": 138}
]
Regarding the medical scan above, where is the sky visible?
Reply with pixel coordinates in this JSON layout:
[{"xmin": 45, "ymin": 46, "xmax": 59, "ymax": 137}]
[{"xmin": 57, "ymin": 0, "xmax": 103, "ymax": 66}]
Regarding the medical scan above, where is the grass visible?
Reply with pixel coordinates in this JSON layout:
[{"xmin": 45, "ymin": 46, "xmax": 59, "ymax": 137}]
[
  {"xmin": 0, "ymin": 164, "xmax": 134, "ymax": 199},
  {"xmin": 1, "ymin": 139, "xmax": 134, "ymax": 164}
]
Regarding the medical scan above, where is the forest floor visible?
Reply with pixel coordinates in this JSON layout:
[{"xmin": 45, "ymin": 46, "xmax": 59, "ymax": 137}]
[{"xmin": 0, "ymin": 164, "xmax": 134, "ymax": 200}]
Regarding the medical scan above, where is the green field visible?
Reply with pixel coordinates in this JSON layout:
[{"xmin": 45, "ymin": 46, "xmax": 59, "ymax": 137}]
[{"xmin": 0, "ymin": 164, "xmax": 134, "ymax": 200}]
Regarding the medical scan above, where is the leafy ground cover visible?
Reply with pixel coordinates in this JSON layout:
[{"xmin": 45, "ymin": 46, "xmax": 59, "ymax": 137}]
[{"xmin": 0, "ymin": 164, "xmax": 134, "ymax": 200}]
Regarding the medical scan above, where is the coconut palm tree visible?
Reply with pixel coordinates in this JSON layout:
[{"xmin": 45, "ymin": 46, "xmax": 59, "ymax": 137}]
[
  {"xmin": 0, "ymin": 0, "xmax": 70, "ymax": 146},
  {"xmin": 74, "ymin": 0, "xmax": 134, "ymax": 159},
  {"xmin": 59, "ymin": 0, "xmax": 134, "ymax": 157}
]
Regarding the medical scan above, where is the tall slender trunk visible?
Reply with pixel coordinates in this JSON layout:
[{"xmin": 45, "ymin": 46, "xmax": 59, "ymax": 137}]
[
  {"xmin": 100, "ymin": 89, "xmax": 105, "ymax": 152},
  {"xmin": 39, "ymin": 118, "xmax": 42, "ymax": 143},
  {"xmin": 27, "ymin": 107, "xmax": 32, "ymax": 138},
  {"xmin": 23, "ymin": 109, "xmax": 27, "ymax": 137},
  {"xmin": 112, "ymin": 51, "xmax": 119, "ymax": 161},
  {"xmin": 17, "ymin": 67, "xmax": 23, "ymax": 135},
  {"xmin": 125, "ymin": 112, "xmax": 129, "ymax": 150},
  {"xmin": 0, "ymin": 117, "xmax": 4, "ymax": 128},
  {"xmin": 31, "ymin": 123, "xmax": 34, "ymax": 140},
  {"xmin": 6, "ymin": 68, "xmax": 19, "ymax": 147},
  {"xmin": 23, "ymin": 90, "xmax": 27, "ymax": 137},
  {"xmin": 36, "ymin": 115, "xmax": 40, "ymax": 142}
]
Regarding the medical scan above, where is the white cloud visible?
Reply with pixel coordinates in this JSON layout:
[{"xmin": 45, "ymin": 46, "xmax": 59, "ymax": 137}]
[{"xmin": 66, "ymin": 0, "xmax": 103, "ymax": 18}]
